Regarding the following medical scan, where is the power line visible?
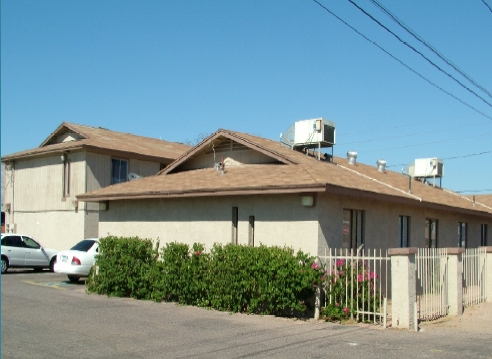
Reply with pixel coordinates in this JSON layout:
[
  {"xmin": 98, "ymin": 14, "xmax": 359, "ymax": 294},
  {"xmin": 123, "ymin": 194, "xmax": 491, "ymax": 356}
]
[
  {"xmin": 482, "ymin": 0, "xmax": 492, "ymax": 13},
  {"xmin": 346, "ymin": 0, "xmax": 492, "ymax": 109},
  {"xmin": 357, "ymin": 132, "xmax": 490, "ymax": 154},
  {"xmin": 338, "ymin": 120, "xmax": 488, "ymax": 146},
  {"xmin": 386, "ymin": 150, "xmax": 492, "ymax": 168},
  {"xmin": 370, "ymin": 0, "xmax": 492, "ymax": 99},
  {"xmin": 456, "ymin": 189, "xmax": 492, "ymax": 193},
  {"xmin": 311, "ymin": 0, "xmax": 492, "ymax": 121},
  {"xmin": 337, "ymin": 113, "xmax": 481, "ymax": 136}
]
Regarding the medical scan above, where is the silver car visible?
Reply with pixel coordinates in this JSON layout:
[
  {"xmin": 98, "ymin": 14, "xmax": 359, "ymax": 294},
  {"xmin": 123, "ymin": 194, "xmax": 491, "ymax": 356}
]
[{"xmin": 1, "ymin": 233, "xmax": 58, "ymax": 274}]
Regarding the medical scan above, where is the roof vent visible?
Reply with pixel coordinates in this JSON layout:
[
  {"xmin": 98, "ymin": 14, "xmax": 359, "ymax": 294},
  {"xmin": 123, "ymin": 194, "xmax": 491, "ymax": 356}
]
[
  {"xmin": 376, "ymin": 159, "xmax": 387, "ymax": 172},
  {"xmin": 347, "ymin": 151, "xmax": 358, "ymax": 165}
]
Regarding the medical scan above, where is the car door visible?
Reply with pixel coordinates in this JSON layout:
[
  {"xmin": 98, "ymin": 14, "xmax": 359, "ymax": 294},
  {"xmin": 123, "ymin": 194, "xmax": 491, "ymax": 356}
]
[
  {"xmin": 1, "ymin": 236, "xmax": 26, "ymax": 266},
  {"xmin": 23, "ymin": 236, "xmax": 49, "ymax": 267}
]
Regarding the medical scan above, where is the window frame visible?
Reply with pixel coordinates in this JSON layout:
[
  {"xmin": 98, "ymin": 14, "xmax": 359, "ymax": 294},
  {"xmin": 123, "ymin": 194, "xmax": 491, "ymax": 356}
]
[
  {"xmin": 458, "ymin": 222, "xmax": 467, "ymax": 248},
  {"xmin": 481, "ymin": 224, "xmax": 488, "ymax": 246},
  {"xmin": 231, "ymin": 207, "xmax": 238, "ymax": 244},
  {"xmin": 399, "ymin": 215, "xmax": 410, "ymax": 248},
  {"xmin": 425, "ymin": 218, "xmax": 438, "ymax": 248},
  {"xmin": 111, "ymin": 158, "xmax": 129, "ymax": 185},
  {"xmin": 342, "ymin": 209, "xmax": 364, "ymax": 250}
]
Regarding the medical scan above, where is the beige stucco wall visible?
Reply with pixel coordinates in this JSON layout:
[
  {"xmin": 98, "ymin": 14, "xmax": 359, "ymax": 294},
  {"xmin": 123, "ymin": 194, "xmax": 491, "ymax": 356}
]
[
  {"xmin": 99, "ymin": 194, "xmax": 320, "ymax": 256},
  {"xmin": 3, "ymin": 152, "xmax": 88, "ymax": 249},
  {"xmin": 317, "ymin": 192, "xmax": 492, "ymax": 252},
  {"xmin": 9, "ymin": 210, "xmax": 86, "ymax": 250}
]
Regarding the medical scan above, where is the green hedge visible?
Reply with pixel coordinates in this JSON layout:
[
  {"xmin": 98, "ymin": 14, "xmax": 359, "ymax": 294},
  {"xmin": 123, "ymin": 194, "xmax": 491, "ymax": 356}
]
[{"xmin": 87, "ymin": 237, "xmax": 323, "ymax": 317}]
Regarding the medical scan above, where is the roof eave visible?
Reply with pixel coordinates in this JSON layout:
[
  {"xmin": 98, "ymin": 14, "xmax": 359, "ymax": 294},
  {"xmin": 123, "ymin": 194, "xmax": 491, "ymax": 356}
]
[{"xmin": 77, "ymin": 184, "xmax": 327, "ymax": 202}]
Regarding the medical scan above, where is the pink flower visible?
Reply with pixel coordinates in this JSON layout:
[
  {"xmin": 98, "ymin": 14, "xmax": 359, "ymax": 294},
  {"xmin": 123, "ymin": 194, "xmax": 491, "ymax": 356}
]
[
  {"xmin": 370, "ymin": 272, "xmax": 376, "ymax": 280},
  {"xmin": 343, "ymin": 307, "xmax": 349, "ymax": 314},
  {"xmin": 335, "ymin": 302, "xmax": 340, "ymax": 307},
  {"xmin": 336, "ymin": 259, "xmax": 345, "ymax": 267},
  {"xmin": 311, "ymin": 262, "xmax": 319, "ymax": 269},
  {"xmin": 195, "ymin": 251, "xmax": 201, "ymax": 256},
  {"xmin": 357, "ymin": 274, "xmax": 363, "ymax": 282}
]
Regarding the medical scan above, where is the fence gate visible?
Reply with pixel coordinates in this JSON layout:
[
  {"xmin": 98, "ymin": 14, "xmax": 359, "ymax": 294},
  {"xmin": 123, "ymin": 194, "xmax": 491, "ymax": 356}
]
[
  {"xmin": 319, "ymin": 248, "xmax": 390, "ymax": 326},
  {"xmin": 462, "ymin": 247, "xmax": 487, "ymax": 307},
  {"xmin": 416, "ymin": 248, "xmax": 448, "ymax": 321}
]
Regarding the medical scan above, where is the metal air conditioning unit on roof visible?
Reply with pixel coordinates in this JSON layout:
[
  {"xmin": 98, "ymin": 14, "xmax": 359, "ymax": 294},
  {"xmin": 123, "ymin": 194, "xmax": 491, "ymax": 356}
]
[
  {"xmin": 281, "ymin": 118, "xmax": 336, "ymax": 150},
  {"xmin": 403, "ymin": 158, "xmax": 444, "ymax": 178}
]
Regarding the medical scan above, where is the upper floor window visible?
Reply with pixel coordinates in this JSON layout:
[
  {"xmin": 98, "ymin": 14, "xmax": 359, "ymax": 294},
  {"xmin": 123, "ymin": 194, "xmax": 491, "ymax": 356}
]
[
  {"xmin": 399, "ymin": 216, "xmax": 410, "ymax": 248},
  {"xmin": 458, "ymin": 222, "xmax": 467, "ymax": 248},
  {"xmin": 425, "ymin": 218, "xmax": 438, "ymax": 248},
  {"xmin": 111, "ymin": 159, "xmax": 128, "ymax": 184},
  {"xmin": 481, "ymin": 224, "xmax": 488, "ymax": 246},
  {"xmin": 343, "ymin": 209, "xmax": 364, "ymax": 250},
  {"xmin": 63, "ymin": 159, "xmax": 71, "ymax": 198}
]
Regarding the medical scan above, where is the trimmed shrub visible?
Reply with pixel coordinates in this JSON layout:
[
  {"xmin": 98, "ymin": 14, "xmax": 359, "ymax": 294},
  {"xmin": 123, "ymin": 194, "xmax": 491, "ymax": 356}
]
[
  {"xmin": 86, "ymin": 236, "xmax": 159, "ymax": 300},
  {"xmin": 87, "ymin": 238, "xmax": 323, "ymax": 317}
]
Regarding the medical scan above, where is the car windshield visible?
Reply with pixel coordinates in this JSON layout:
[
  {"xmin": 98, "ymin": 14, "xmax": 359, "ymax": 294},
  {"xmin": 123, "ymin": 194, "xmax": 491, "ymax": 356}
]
[{"xmin": 70, "ymin": 240, "xmax": 97, "ymax": 252}]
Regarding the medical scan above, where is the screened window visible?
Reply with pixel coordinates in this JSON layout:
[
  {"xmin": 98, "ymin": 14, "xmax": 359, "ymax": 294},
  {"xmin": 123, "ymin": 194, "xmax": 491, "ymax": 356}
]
[
  {"xmin": 111, "ymin": 159, "xmax": 128, "ymax": 184},
  {"xmin": 425, "ymin": 218, "xmax": 438, "ymax": 248},
  {"xmin": 248, "ymin": 216, "xmax": 255, "ymax": 247},
  {"xmin": 399, "ymin": 216, "xmax": 410, "ymax": 248},
  {"xmin": 231, "ymin": 207, "xmax": 238, "ymax": 244},
  {"xmin": 458, "ymin": 222, "xmax": 467, "ymax": 248},
  {"xmin": 63, "ymin": 160, "xmax": 71, "ymax": 197},
  {"xmin": 342, "ymin": 209, "xmax": 364, "ymax": 250}
]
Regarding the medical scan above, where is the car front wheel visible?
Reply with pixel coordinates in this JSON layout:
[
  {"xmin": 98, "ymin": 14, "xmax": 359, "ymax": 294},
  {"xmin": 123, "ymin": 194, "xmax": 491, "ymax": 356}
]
[{"xmin": 1, "ymin": 257, "xmax": 9, "ymax": 274}]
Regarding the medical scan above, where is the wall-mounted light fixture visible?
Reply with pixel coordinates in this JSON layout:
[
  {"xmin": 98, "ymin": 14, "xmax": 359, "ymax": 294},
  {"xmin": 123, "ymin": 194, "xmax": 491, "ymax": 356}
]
[
  {"xmin": 99, "ymin": 201, "xmax": 109, "ymax": 211},
  {"xmin": 301, "ymin": 195, "xmax": 315, "ymax": 207}
]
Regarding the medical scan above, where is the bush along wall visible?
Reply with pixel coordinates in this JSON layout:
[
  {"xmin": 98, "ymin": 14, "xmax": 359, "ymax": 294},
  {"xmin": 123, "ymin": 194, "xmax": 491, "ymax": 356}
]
[
  {"xmin": 86, "ymin": 236, "xmax": 159, "ymax": 299},
  {"xmin": 86, "ymin": 237, "xmax": 323, "ymax": 317}
]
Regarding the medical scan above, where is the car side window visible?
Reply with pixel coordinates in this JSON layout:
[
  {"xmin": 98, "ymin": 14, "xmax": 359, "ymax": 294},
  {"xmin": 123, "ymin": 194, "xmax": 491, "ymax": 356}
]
[
  {"xmin": 22, "ymin": 236, "xmax": 41, "ymax": 249},
  {"xmin": 6, "ymin": 236, "xmax": 25, "ymax": 247},
  {"xmin": 1, "ymin": 237, "xmax": 6, "ymax": 246}
]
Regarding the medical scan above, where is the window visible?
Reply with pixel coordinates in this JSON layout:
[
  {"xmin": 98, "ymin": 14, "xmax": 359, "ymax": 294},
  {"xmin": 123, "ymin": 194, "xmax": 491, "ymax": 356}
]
[
  {"xmin": 232, "ymin": 207, "xmax": 238, "ymax": 244},
  {"xmin": 1, "ymin": 235, "xmax": 24, "ymax": 247},
  {"xmin": 399, "ymin": 216, "xmax": 410, "ymax": 248},
  {"xmin": 22, "ymin": 236, "xmax": 41, "ymax": 249},
  {"xmin": 458, "ymin": 222, "xmax": 467, "ymax": 248},
  {"xmin": 248, "ymin": 216, "xmax": 255, "ymax": 247},
  {"xmin": 425, "ymin": 218, "xmax": 438, "ymax": 248},
  {"xmin": 342, "ymin": 209, "xmax": 364, "ymax": 250},
  {"xmin": 63, "ymin": 159, "xmax": 71, "ymax": 197},
  {"xmin": 111, "ymin": 159, "xmax": 128, "ymax": 184},
  {"xmin": 481, "ymin": 224, "xmax": 488, "ymax": 246}
]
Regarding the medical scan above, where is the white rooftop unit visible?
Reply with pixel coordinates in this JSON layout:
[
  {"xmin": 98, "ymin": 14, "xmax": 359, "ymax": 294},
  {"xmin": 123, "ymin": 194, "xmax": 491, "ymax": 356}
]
[
  {"xmin": 403, "ymin": 158, "xmax": 444, "ymax": 178},
  {"xmin": 281, "ymin": 118, "xmax": 336, "ymax": 150}
]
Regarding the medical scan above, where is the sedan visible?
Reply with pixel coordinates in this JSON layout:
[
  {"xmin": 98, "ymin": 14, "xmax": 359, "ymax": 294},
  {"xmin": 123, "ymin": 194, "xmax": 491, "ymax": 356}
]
[
  {"xmin": 54, "ymin": 239, "xmax": 99, "ymax": 282},
  {"xmin": 1, "ymin": 233, "xmax": 58, "ymax": 274}
]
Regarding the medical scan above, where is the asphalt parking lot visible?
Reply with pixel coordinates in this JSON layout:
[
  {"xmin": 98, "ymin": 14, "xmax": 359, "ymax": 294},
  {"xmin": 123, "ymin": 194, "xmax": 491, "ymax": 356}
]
[{"xmin": 2, "ymin": 270, "xmax": 492, "ymax": 359}]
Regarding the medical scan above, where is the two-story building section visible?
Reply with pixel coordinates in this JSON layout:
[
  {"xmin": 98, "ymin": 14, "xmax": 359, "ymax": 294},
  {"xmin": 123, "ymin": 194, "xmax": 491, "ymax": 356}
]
[{"xmin": 1, "ymin": 122, "xmax": 190, "ymax": 250}]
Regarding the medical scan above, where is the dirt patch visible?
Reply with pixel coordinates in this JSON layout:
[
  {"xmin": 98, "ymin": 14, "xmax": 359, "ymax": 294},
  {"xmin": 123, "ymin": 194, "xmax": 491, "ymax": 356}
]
[{"xmin": 420, "ymin": 302, "xmax": 492, "ymax": 333}]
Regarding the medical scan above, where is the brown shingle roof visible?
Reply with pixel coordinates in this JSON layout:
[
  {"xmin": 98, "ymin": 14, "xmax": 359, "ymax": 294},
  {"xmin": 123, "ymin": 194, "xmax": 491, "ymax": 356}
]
[
  {"xmin": 76, "ymin": 129, "xmax": 492, "ymax": 217},
  {"xmin": 1, "ymin": 122, "xmax": 191, "ymax": 163}
]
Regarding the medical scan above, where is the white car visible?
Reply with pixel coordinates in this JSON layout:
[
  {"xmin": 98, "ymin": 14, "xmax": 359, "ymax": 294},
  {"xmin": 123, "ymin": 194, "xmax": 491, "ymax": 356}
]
[
  {"xmin": 1, "ymin": 233, "xmax": 58, "ymax": 274},
  {"xmin": 54, "ymin": 239, "xmax": 99, "ymax": 282}
]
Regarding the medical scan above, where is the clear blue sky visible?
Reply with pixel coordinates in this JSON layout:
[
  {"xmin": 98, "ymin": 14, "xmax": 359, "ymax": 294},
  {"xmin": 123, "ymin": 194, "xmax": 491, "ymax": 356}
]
[{"xmin": 2, "ymin": 0, "xmax": 491, "ymax": 193}]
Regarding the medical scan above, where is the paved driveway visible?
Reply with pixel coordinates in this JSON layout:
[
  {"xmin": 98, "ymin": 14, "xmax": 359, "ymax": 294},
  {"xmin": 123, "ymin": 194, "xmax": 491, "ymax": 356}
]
[{"xmin": 2, "ymin": 270, "xmax": 492, "ymax": 359}]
